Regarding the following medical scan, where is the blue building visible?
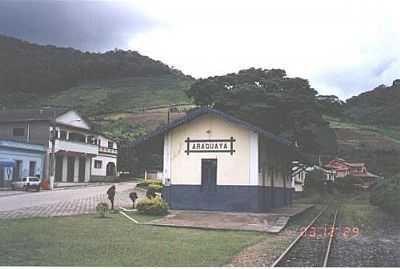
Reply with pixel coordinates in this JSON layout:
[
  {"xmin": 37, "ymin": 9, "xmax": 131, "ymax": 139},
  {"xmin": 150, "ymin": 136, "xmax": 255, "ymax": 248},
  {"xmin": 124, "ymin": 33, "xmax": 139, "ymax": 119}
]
[{"xmin": 0, "ymin": 140, "xmax": 46, "ymax": 187}]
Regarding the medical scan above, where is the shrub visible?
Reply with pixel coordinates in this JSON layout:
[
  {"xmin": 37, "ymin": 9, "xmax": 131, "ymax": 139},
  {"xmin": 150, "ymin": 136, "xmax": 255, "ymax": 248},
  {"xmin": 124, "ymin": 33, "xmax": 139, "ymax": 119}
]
[
  {"xmin": 146, "ymin": 180, "xmax": 163, "ymax": 186},
  {"xmin": 148, "ymin": 184, "xmax": 163, "ymax": 192},
  {"xmin": 96, "ymin": 202, "xmax": 109, "ymax": 218},
  {"xmin": 304, "ymin": 170, "xmax": 325, "ymax": 193},
  {"xmin": 146, "ymin": 188, "xmax": 157, "ymax": 199},
  {"xmin": 136, "ymin": 196, "xmax": 168, "ymax": 215},
  {"xmin": 136, "ymin": 182, "xmax": 148, "ymax": 188},
  {"xmin": 370, "ymin": 176, "xmax": 400, "ymax": 216},
  {"xmin": 334, "ymin": 176, "xmax": 363, "ymax": 193},
  {"xmin": 136, "ymin": 180, "xmax": 163, "ymax": 189}
]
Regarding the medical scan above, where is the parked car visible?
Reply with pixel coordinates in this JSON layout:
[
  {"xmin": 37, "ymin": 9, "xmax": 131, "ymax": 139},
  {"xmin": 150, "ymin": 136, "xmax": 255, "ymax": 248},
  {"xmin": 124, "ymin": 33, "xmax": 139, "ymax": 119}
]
[{"xmin": 11, "ymin": 177, "xmax": 41, "ymax": 191}]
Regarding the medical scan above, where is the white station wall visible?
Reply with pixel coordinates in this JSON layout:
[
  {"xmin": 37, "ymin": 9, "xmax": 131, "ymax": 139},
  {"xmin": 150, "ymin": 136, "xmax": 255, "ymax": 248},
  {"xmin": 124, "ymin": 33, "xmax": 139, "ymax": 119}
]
[{"xmin": 164, "ymin": 114, "xmax": 259, "ymax": 186}]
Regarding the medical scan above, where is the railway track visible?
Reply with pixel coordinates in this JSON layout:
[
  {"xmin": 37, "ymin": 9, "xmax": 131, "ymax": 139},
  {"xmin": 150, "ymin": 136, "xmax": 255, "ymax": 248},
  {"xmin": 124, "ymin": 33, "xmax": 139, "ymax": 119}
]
[{"xmin": 272, "ymin": 206, "xmax": 339, "ymax": 267}]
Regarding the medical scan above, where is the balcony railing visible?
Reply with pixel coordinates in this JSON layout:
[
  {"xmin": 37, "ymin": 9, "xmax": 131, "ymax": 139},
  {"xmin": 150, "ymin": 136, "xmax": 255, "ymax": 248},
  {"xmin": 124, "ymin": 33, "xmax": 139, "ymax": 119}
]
[
  {"xmin": 99, "ymin": 146, "xmax": 118, "ymax": 155},
  {"xmin": 54, "ymin": 139, "xmax": 98, "ymax": 155}
]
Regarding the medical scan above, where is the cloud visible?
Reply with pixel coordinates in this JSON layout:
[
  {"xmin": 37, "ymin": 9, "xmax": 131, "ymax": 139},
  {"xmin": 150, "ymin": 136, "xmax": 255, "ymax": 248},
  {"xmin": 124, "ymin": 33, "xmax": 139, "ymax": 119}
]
[
  {"xmin": 0, "ymin": 0, "xmax": 156, "ymax": 52},
  {"xmin": 129, "ymin": 0, "xmax": 400, "ymax": 99},
  {"xmin": 1, "ymin": 0, "xmax": 400, "ymax": 99}
]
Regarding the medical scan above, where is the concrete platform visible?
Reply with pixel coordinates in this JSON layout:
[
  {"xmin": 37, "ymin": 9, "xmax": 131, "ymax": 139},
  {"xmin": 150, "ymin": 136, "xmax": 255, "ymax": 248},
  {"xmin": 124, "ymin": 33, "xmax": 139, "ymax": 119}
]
[{"xmin": 147, "ymin": 204, "xmax": 313, "ymax": 233}]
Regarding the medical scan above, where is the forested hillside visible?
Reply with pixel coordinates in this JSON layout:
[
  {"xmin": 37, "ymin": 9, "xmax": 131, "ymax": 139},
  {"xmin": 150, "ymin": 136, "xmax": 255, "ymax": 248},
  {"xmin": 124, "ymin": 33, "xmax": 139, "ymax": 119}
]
[
  {"xmin": 313, "ymin": 83, "xmax": 400, "ymax": 177},
  {"xmin": 345, "ymin": 80, "xmax": 400, "ymax": 125},
  {"xmin": 0, "ymin": 34, "xmax": 192, "ymax": 108}
]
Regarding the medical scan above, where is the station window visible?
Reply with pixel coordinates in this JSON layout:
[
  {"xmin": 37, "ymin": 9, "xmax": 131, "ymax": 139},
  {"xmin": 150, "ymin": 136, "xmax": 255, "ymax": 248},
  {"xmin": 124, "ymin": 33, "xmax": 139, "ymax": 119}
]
[{"xmin": 94, "ymin": 160, "xmax": 102, "ymax": 169}]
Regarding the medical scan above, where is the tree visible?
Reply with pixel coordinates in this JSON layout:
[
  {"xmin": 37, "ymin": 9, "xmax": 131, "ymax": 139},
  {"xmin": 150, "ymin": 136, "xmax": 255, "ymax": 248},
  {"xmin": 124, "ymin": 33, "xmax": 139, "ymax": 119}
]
[{"xmin": 187, "ymin": 68, "xmax": 329, "ymax": 154}]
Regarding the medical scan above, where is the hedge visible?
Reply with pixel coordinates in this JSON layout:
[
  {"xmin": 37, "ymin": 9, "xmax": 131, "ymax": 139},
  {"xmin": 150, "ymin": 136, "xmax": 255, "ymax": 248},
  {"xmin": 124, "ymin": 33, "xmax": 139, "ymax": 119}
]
[
  {"xmin": 136, "ymin": 180, "xmax": 163, "ymax": 189},
  {"xmin": 136, "ymin": 196, "xmax": 168, "ymax": 216},
  {"xmin": 334, "ymin": 176, "xmax": 363, "ymax": 193},
  {"xmin": 370, "ymin": 176, "xmax": 400, "ymax": 216}
]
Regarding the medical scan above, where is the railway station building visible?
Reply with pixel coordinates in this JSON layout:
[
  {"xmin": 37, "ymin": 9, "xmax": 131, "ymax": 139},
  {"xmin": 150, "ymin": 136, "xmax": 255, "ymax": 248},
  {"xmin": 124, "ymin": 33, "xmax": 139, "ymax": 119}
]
[{"xmin": 133, "ymin": 107, "xmax": 299, "ymax": 212}]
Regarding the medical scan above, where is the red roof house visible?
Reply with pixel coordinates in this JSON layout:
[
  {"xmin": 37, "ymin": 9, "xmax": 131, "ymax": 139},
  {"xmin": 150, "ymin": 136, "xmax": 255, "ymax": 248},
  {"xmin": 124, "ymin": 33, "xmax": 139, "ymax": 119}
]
[{"xmin": 324, "ymin": 158, "xmax": 379, "ymax": 178}]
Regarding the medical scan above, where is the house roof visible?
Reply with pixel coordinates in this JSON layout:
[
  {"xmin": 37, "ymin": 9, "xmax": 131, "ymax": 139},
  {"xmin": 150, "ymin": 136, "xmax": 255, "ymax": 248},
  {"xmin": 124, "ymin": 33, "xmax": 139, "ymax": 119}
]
[
  {"xmin": 0, "ymin": 108, "xmax": 69, "ymax": 123},
  {"xmin": 131, "ymin": 107, "xmax": 293, "ymax": 148},
  {"xmin": 325, "ymin": 158, "xmax": 365, "ymax": 169},
  {"xmin": 0, "ymin": 108, "xmax": 116, "ymax": 142},
  {"xmin": 346, "ymin": 163, "xmax": 365, "ymax": 168}
]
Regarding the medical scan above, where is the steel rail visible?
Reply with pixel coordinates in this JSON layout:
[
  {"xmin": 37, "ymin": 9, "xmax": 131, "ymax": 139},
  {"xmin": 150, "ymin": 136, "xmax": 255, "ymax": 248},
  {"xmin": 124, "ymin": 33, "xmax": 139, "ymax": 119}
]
[
  {"xmin": 271, "ymin": 206, "xmax": 328, "ymax": 267},
  {"xmin": 322, "ymin": 209, "xmax": 338, "ymax": 267}
]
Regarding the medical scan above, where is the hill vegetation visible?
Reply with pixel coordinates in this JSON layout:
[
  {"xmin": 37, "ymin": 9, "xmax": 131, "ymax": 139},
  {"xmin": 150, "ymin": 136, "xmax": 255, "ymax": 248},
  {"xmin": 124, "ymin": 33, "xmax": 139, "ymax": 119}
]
[
  {"xmin": 344, "ymin": 80, "xmax": 400, "ymax": 126},
  {"xmin": 0, "ymin": 34, "xmax": 192, "ymax": 108},
  {"xmin": 38, "ymin": 75, "xmax": 193, "ymax": 116},
  {"xmin": 188, "ymin": 68, "xmax": 337, "ymax": 155},
  {"xmin": 326, "ymin": 116, "xmax": 400, "ymax": 177}
]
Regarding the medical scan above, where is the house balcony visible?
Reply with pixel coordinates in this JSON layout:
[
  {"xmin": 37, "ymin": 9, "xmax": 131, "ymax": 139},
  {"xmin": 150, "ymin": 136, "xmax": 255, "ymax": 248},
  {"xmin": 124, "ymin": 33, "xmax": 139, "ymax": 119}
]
[
  {"xmin": 54, "ymin": 139, "xmax": 98, "ymax": 156},
  {"xmin": 98, "ymin": 146, "xmax": 118, "ymax": 155}
]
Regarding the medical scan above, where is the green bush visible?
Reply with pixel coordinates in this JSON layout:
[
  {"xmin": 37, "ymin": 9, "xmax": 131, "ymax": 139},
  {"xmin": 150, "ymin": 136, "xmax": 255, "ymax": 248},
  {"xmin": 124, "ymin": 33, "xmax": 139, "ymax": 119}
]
[
  {"xmin": 304, "ymin": 170, "xmax": 325, "ymax": 193},
  {"xmin": 146, "ymin": 188, "xmax": 157, "ymax": 199},
  {"xmin": 136, "ymin": 182, "xmax": 148, "ymax": 188},
  {"xmin": 334, "ymin": 176, "xmax": 363, "ymax": 193},
  {"xmin": 136, "ymin": 180, "xmax": 163, "ymax": 189},
  {"xmin": 96, "ymin": 202, "xmax": 109, "ymax": 218},
  {"xmin": 148, "ymin": 184, "xmax": 163, "ymax": 192},
  {"xmin": 136, "ymin": 196, "xmax": 168, "ymax": 216},
  {"xmin": 370, "ymin": 176, "xmax": 400, "ymax": 216}
]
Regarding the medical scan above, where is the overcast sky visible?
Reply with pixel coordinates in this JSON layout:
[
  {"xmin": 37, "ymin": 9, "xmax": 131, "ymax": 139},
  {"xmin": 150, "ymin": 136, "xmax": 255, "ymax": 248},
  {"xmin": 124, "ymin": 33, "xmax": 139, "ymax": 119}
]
[{"xmin": 1, "ymin": 0, "xmax": 399, "ymax": 99}]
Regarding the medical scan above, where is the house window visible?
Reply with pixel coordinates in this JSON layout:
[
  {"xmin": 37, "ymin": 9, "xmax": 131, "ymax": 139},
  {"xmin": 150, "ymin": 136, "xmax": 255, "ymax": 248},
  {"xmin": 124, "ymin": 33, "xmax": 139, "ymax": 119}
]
[
  {"xmin": 12, "ymin": 128, "xmax": 25, "ymax": 137},
  {"xmin": 14, "ymin": 160, "xmax": 22, "ymax": 180},
  {"xmin": 69, "ymin": 132, "xmax": 86, "ymax": 143},
  {"xmin": 108, "ymin": 141, "xmax": 114, "ymax": 149},
  {"xmin": 94, "ymin": 160, "xmax": 102, "ymax": 169},
  {"xmin": 29, "ymin": 161, "xmax": 36, "ymax": 176},
  {"xmin": 87, "ymin": 136, "xmax": 96, "ymax": 145},
  {"xmin": 59, "ymin": 130, "xmax": 67, "ymax": 140}
]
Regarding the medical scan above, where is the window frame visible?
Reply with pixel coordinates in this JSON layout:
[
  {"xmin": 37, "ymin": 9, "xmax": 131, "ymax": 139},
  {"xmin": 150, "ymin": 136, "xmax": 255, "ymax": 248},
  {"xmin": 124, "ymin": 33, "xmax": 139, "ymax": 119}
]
[
  {"xmin": 108, "ymin": 141, "xmax": 114, "ymax": 149},
  {"xmin": 94, "ymin": 160, "xmax": 102, "ymax": 169}
]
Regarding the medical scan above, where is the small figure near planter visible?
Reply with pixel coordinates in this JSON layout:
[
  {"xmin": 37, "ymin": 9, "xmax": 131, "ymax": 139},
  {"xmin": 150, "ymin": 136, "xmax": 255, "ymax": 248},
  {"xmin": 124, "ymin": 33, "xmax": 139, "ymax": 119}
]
[
  {"xmin": 129, "ymin": 192, "xmax": 138, "ymax": 208},
  {"xmin": 107, "ymin": 185, "xmax": 116, "ymax": 210}
]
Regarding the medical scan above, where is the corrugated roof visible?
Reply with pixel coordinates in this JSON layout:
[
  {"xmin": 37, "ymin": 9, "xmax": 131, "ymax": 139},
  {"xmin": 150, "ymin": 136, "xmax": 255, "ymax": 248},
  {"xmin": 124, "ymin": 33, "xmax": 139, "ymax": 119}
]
[{"xmin": 131, "ymin": 107, "xmax": 293, "ymax": 148}]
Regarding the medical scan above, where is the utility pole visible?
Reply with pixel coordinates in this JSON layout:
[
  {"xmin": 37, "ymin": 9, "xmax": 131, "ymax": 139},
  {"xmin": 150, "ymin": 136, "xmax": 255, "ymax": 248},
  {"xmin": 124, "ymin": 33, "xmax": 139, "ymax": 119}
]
[{"xmin": 49, "ymin": 110, "xmax": 56, "ymax": 190}]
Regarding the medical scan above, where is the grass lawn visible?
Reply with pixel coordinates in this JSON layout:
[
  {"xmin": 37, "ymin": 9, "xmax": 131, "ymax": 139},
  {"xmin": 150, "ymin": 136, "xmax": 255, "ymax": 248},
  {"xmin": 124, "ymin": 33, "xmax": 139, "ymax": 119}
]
[
  {"xmin": 294, "ymin": 190, "xmax": 384, "ymax": 236},
  {"xmin": 0, "ymin": 213, "xmax": 264, "ymax": 266}
]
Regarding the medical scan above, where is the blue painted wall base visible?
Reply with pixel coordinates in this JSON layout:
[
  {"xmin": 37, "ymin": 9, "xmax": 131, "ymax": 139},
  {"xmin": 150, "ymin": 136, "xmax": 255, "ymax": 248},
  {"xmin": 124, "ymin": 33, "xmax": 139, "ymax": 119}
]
[{"xmin": 163, "ymin": 185, "xmax": 294, "ymax": 212}]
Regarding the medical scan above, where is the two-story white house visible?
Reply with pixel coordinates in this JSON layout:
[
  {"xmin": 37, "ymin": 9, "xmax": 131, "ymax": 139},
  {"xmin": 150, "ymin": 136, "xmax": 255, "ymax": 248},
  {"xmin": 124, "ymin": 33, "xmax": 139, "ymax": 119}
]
[
  {"xmin": 291, "ymin": 161, "xmax": 307, "ymax": 192},
  {"xmin": 0, "ymin": 109, "xmax": 118, "ymax": 184}
]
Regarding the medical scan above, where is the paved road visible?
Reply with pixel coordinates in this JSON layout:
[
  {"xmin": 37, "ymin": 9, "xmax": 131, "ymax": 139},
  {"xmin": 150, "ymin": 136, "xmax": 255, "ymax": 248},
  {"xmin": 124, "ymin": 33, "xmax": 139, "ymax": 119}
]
[{"xmin": 0, "ymin": 182, "xmax": 141, "ymax": 219}]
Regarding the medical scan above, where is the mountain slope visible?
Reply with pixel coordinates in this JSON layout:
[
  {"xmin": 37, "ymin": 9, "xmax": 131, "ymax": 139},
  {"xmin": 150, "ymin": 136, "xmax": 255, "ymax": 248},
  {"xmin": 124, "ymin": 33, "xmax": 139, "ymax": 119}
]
[
  {"xmin": 38, "ymin": 75, "xmax": 194, "ymax": 116},
  {"xmin": 0, "ymin": 34, "xmax": 192, "ymax": 108},
  {"xmin": 326, "ymin": 116, "xmax": 400, "ymax": 177},
  {"xmin": 345, "ymin": 80, "xmax": 400, "ymax": 125}
]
